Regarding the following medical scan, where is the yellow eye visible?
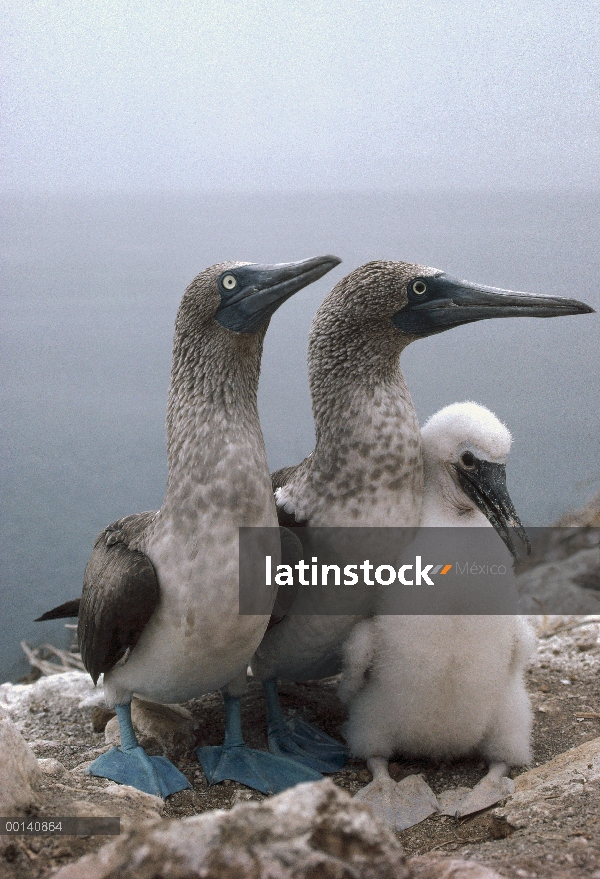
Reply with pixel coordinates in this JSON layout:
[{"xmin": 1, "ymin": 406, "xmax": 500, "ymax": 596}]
[
  {"xmin": 222, "ymin": 274, "xmax": 237, "ymax": 290},
  {"xmin": 412, "ymin": 280, "xmax": 427, "ymax": 295}
]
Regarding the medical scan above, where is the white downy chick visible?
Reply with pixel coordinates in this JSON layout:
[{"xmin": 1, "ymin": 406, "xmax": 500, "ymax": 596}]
[{"xmin": 340, "ymin": 402, "xmax": 535, "ymax": 828}]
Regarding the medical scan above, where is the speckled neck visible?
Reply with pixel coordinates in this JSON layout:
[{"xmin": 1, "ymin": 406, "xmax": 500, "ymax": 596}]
[
  {"xmin": 310, "ymin": 343, "xmax": 409, "ymax": 447},
  {"xmin": 310, "ymin": 363, "xmax": 422, "ymax": 496},
  {"xmin": 162, "ymin": 327, "xmax": 269, "ymax": 520}
]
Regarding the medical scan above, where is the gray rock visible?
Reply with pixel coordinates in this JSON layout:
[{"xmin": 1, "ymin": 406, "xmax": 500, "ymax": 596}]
[
  {"xmin": 493, "ymin": 735, "xmax": 600, "ymax": 830},
  {"xmin": 51, "ymin": 779, "xmax": 409, "ymax": 879},
  {"xmin": 518, "ymin": 524, "xmax": 599, "ymax": 572},
  {"xmin": 104, "ymin": 698, "xmax": 195, "ymax": 760},
  {"xmin": 91, "ymin": 706, "xmax": 116, "ymax": 733},
  {"xmin": 555, "ymin": 493, "xmax": 600, "ymax": 528},
  {"xmin": 33, "ymin": 769, "xmax": 163, "ymax": 833},
  {"xmin": 0, "ymin": 670, "xmax": 105, "ymax": 724},
  {"xmin": 409, "ymin": 857, "xmax": 506, "ymax": 878},
  {"xmin": 0, "ymin": 708, "xmax": 42, "ymax": 816},
  {"xmin": 61, "ymin": 784, "xmax": 163, "ymax": 832},
  {"xmin": 517, "ymin": 548, "xmax": 600, "ymax": 614},
  {"xmin": 37, "ymin": 757, "xmax": 70, "ymax": 780}
]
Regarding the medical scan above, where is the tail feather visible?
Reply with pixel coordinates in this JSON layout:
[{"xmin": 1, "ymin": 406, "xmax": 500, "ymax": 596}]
[{"xmin": 35, "ymin": 598, "xmax": 81, "ymax": 621}]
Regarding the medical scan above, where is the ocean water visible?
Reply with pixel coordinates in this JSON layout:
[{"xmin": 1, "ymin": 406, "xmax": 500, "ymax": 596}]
[{"xmin": 1, "ymin": 189, "xmax": 599, "ymax": 682}]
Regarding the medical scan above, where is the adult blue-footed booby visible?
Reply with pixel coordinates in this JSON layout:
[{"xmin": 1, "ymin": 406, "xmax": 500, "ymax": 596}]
[
  {"xmin": 37, "ymin": 255, "xmax": 340, "ymax": 798},
  {"xmin": 251, "ymin": 261, "xmax": 593, "ymax": 772},
  {"xmin": 340, "ymin": 402, "xmax": 535, "ymax": 830}
]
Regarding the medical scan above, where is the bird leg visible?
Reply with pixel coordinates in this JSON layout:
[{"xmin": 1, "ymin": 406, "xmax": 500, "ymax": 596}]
[
  {"xmin": 263, "ymin": 678, "xmax": 347, "ymax": 773},
  {"xmin": 196, "ymin": 692, "xmax": 323, "ymax": 795},
  {"xmin": 453, "ymin": 761, "xmax": 514, "ymax": 817},
  {"xmin": 354, "ymin": 757, "xmax": 440, "ymax": 831},
  {"xmin": 86, "ymin": 702, "xmax": 192, "ymax": 798},
  {"xmin": 439, "ymin": 761, "xmax": 515, "ymax": 818}
]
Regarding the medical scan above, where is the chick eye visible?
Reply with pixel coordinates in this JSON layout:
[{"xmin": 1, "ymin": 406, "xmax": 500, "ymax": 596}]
[
  {"xmin": 412, "ymin": 280, "xmax": 427, "ymax": 295},
  {"xmin": 221, "ymin": 274, "xmax": 237, "ymax": 291},
  {"xmin": 461, "ymin": 451, "xmax": 475, "ymax": 468}
]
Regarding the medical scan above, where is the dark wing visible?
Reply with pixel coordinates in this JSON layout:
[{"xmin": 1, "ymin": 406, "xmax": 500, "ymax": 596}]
[
  {"xmin": 271, "ymin": 461, "xmax": 308, "ymax": 528},
  {"xmin": 78, "ymin": 512, "xmax": 159, "ymax": 685},
  {"xmin": 267, "ymin": 526, "xmax": 304, "ymax": 631},
  {"xmin": 35, "ymin": 598, "xmax": 81, "ymax": 621}
]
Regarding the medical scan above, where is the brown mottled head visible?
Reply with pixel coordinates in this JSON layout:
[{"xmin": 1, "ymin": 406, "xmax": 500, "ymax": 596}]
[
  {"xmin": 309, "ymin": 259, "xmax": 594, "ymax": 386},
  {"xmin": 173, "ymin": 256, "xmax": 340, "ymax": 368},
  {"xmin": 171, "ymin": 262, "xmax": 267, "ymax": 427},
  {"xmin": 167, "ymin": 257, "xmax": 340, "ymax": 451},
  {"xmin": 176, "ymin": 256, "xmax": 340, "ymax": 346}
]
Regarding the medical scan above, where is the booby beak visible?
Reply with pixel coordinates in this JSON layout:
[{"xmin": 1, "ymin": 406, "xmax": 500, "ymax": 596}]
[
  {"xmin": 393, "ymin": 273, "xmax": 595, "ymax": 336},
  {"xmin": 454, "ymin": 459, "xmax": 531, "ymax": 561},
  {"xmin": 215, "ymin": 255, "xmax": 341, "ymax": 334}
]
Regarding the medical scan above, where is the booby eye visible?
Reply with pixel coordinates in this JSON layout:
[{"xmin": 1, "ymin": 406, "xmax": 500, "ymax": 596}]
[
  {"xmin": 221, "ymin": 274, "xmax": 237, "ymax": 291},
  {"xmin": 460, "ymin": 451, "xmax": 476, "ymax": 468},
  {"xmin": 412, "ymin": 280, "xmax": 427, "ymax": 295}
]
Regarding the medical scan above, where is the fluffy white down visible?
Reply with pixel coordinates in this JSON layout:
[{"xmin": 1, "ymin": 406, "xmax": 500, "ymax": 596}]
[
  {"xmin": 342, "ymin": 615, "xmax": 534, "ymax": 764},
  {"xmin": 421, "ymin": 401, "xmax": 512, "ymax": 467},
  {"xmin": 341, "ymin": 402, "xmax": 534, "ymax": 767}
]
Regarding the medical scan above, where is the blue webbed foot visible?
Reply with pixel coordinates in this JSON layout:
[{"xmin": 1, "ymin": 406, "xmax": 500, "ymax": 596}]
[
  {"xmin": 87, "ymin": 745, "xmax": 192, "ymax": 798},
  {"xmin": 197, "ymin": 742, "xmax": 322, "ymax": 795},
  {"xmin": 196, "ymin": 693, "xmax": 322, "ymax": 795},
  {"xmin": 86, "ymin": 703, "xmax": 192, "ymax": 799},
  {"xmin": 268, "ymin": 715, "xmax": 348, "ymax": 772},
  {"xmin": 264, "ymin": 679, "xmax": 347, "ymax": 773}
]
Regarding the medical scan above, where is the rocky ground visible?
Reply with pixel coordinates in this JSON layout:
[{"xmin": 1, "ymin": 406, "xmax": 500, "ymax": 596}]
[{"xmin": 0, "ymin": 614, "xmax": 598, "ymax": 879}]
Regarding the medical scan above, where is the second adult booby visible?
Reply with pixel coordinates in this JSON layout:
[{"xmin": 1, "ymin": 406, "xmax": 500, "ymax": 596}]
[
  {"xmin": 37, "ymin": 255, "xmax": 340, "ymax": 797},
  {"xmin": 251, "ymin": 261, "xmax": 593, "ymax": 772}
]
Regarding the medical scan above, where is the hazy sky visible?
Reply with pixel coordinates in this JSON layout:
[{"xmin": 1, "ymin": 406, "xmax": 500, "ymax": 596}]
[{"xmin": 2, "ymin": 0, "xmax": 599, "ymax": 192}]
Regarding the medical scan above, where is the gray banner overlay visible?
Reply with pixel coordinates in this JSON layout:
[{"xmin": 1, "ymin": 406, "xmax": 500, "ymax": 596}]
[
  {"xmin": 0, "ymin": 818, "xmax": 120, "ymax": 835},
  {"xmin": 239, "ymin": 527, "xmax": 600, "ymax": 616}
]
